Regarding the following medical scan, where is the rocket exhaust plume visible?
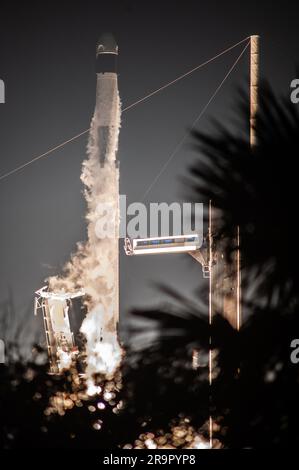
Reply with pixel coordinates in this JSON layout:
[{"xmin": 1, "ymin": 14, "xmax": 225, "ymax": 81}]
[{"xmin": 48, "ymin": 33, "xmax": 122, "ymax": 391}]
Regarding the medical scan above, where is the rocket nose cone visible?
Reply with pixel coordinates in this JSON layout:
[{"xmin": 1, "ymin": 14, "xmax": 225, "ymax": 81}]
[{"xmin": 97, "ymin": 33, "xmax": 118, "ymax": 56}]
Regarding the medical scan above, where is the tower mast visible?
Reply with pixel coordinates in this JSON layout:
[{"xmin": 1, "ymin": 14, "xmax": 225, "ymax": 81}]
[
  {"xmin": 209, "ymin": 35, "xmax": 259, "ymax": 329},
  {"xmin": 208, "ymin": 35, "xmax": 260, "ymax": 446},
  {"xmin": 250, "ymin": 35, "xmax": 259, "ymax": 147}
]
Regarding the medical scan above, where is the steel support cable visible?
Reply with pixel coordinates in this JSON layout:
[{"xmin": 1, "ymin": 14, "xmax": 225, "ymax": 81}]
[{"xmin": 0, "ymin": 37, "xmax": 249, "ymax": 182}]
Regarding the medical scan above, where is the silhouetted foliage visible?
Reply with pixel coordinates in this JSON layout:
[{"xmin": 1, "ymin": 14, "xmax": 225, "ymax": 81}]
[
  {"xmin": 1, "ymin": 83, "xmax": 299, "ymax": 448},
  {"xmin": 130, "ymin": 83, "xmax": 299, "ymax": 446},
  {"xmin": 187, "ymin": 84, "xmax": 299, "ymax": 308}
]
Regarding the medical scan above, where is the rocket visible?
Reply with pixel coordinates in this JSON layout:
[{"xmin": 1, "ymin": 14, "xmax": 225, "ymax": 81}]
[
  {"xmin": 95, "ymin": 32, "xmax": 120, "ymax": 334},
  {"xmin": 81, "ymin": 32, "xmax": 121, "ymax": 346},
  {"xmin": 40, "ymin": 34, "xmax": 122, "ymax": 379}
]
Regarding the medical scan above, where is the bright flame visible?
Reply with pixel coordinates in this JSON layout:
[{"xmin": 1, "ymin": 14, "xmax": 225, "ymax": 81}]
[{"xmin": 57, "ymin": 348, "xmax": 73, "ymax": 371}]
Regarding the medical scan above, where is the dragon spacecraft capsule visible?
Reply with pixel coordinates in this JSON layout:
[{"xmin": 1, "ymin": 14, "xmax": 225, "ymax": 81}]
[
  {"xmin": 94, "ymin": 33, "xmax": 120, "ymax": 168},
  {"xmin": 96, "ymin": 32, "xmax": 118, "ymax": 72}
]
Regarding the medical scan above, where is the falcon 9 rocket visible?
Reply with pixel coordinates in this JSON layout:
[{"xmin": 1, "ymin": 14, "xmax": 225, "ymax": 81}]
[
  {"xmin": 45, "ymin": 33, "xmax": 122, "ymax": 385},
  {"xmin": 78, "ymin": 33, "xmax": 122, "ymax": 385}
]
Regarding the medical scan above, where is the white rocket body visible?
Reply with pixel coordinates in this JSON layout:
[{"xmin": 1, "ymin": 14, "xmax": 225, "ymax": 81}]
[
  {"xmin": 48, "ymin": 35, "xmax": 122, "ymax": 385},
  {"xmin": 83, "ymin": 34, "xmax": 120, "ymax": 334},
  {"xmin": 78, "ymin": 34, "xmax": 122, "ymax": 385}
]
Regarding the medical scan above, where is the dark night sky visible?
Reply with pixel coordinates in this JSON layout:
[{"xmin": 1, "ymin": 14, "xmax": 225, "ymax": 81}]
[{"xmin": 0, "ymin": 0, "xmax": 298, "ymax": 348}]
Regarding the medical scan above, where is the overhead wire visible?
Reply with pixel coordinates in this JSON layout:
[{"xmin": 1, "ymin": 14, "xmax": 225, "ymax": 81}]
[
  {"xmin": 0, "ymin": 37, "xmax": 249, "ymax": 182},
  {"xmin": 141, "ymin": 39, "xmax": 250, "ymax": 200}
]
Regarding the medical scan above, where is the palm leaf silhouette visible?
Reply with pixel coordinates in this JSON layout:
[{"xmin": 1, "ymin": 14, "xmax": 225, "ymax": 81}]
[{"xmin": 187, "ymin": 83, "xmax": 299, "ymax": 308}]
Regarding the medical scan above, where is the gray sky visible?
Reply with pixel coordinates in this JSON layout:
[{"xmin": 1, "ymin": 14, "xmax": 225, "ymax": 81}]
[{"xmin": 0, "ymin": 0, "xmax": 298, "ymax": 348}]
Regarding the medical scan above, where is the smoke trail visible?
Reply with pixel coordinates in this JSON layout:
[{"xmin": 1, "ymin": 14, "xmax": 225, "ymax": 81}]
[{"xmin": 49, "ymin": 73, "xmax": 122, "ymax": 392}]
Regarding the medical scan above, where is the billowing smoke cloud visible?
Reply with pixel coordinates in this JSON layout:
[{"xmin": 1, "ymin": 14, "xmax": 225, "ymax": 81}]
[{"xmin": 49, "ymin": 73, "xmax": 122, "ymax": 393}]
